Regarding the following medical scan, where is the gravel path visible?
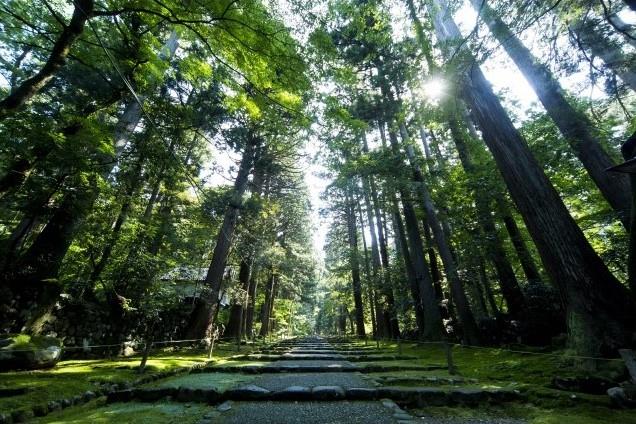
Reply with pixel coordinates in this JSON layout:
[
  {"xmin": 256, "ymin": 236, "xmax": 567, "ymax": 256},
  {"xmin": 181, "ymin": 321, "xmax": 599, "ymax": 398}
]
[
  {"xmin": 269, "ymin": 359, "xmax": 356, "ymax": 368},
  {"xmin": 250, "ymin": 372, "xmax": 372, "ymax": 390},
  {"xmin": 216, "ymin": 401, "xmax": 400, "ymax": 424}
]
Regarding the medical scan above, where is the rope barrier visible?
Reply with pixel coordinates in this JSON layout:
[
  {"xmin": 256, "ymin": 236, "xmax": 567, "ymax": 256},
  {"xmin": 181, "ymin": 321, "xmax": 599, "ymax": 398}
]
[
  {"xmin": 3, "ymin": 335, "xmax": 280, "ymax": 354},
  {"xmin": 2, "ymin": 337, "xmax": 215, "ymax": 353},
  {"xmin": 346, "ymin": 335, "xmax": 625, "ymax": 362}
]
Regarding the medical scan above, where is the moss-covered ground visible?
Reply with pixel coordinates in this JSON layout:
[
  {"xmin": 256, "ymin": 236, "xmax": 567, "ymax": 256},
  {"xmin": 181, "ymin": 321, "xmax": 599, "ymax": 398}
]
[
  {"xmin": 33, "ymin": 399, "xmax": 209, "ymax": 423},
  {"xmin": 5, "ymin": 338, "xmax": 636, "ymax": 423},
  {"xmin": 144, "ymin": 372, "xmax": 256, "ymax": 390},
  {"xmin": 0, "ymin": 343, "xmax": 259, "ymax": 413},
  {"xmin": 347, "ymin": 339, "xmax": 634, "ymax": 424}
]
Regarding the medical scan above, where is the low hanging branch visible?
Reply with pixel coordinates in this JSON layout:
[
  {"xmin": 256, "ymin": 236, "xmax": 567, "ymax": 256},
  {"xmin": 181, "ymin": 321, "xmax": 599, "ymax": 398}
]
[{"xmin": 0, "ymin": 0, "xmax": 95, "ymax": 118}]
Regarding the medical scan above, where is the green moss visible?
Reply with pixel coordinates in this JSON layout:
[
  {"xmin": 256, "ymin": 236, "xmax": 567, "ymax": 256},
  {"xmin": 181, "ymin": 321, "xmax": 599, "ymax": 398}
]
[
  {"xmin": 34, "ymin": 399, "xmax": 209, "ymax": 423},
  {"xmin": 145, "ymin": 372, "xmax": 255, "ymax": 391},
  {"xmin": 0, "ymin": 344, "xmax": 251, "ymax": 413},
  {"xmin": 412, "ymin": 404, "xmax": 636, "ymax": 424},
  {"xmin": 346, "ymin": 339, "xmax": 630, "ymax": 422},
  {"xmin": 4, "ymin": 333, "xmax": 62, "ymax": 349}
]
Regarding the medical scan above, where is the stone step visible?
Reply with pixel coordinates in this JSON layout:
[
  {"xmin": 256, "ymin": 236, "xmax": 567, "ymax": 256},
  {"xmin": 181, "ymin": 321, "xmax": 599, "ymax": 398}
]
[
  {"xmin": 373, "ymin": 376, "xmax": 478, "ymax": 386},
  {"xmin": 195, "ymin": 364, "xmax": 446, "ymax": 374},
  {"xmin": 234, "ymin": 354, "xmax": 418, "ymax": 362},
  {"xmin": 109, "ymin": 384, "xmax": 522, "ymax": 407}
]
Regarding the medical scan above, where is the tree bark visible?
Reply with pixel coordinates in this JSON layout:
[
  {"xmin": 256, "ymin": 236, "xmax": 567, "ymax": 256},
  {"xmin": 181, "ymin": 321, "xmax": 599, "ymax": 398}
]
[
  {"xmin": 498, "ymin": 203, "xmax": 542, "ymax": 282},
  {"xmin": 357, "ymin": 201, "xmax": 378, "ymax": 337},
  {"xmin": 430, "ymin": 0, "xmax": 635, "ymax": 355},
  {"xmin": 364, "ymin": 135, "xmax": 400, "ymax": 338},
  {"xmin": 0, "ymin": 0, "xmax": 95, "ymax": 117},
  {"xmin": 194, "ymin": 136, "xmax": 258, "ymax": 339},
  {"xmin": 390, "ymin": 194, "xmax": 426, "ymax": 335},
  {"xmin": 448, "ymin": 115, "xmax": 526, "ymax": 317},
  {"xmin": 361, "ymin": 179, "xmax": 394, "ymax": 338},
  {"xmin": 472, "ymin": 0, "xmax": 630, "ymax": 227},
  {"xmin": 399, "ymin": 123, "xmax": 481, "ymax": 345},
  {"xmin": 380, "ymin": 120, "xmax": 444, "ymax": 340},
  {"xmin": 259, "ymin": 268, "xmax": 276, "ymax": 337},
  {"xmin": 620, "ymin": 131, "xmax": 636, "ymax": 295},
  {"xmin": 346, "ymin": 187, "xmax": 366, "ymax": 336},
  {"xmin": 225, "ymin": 258, "xmax": 252, "ymax": 340},
  {"xmin": 245, "ymin": 274, "xmax": 258, "ymax": 338}
]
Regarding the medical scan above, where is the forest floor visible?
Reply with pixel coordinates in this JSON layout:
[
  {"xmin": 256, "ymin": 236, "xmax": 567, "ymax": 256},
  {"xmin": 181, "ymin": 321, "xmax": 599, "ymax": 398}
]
[{"xmin": 1, "ymin": 337, "xmax": 635, "ymax": 423}]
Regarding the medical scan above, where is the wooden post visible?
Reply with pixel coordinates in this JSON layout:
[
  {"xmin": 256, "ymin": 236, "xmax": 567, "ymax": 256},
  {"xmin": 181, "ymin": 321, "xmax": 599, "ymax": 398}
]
[
  {"xmin": 619, "ymin": 349, "xmax": 636, "ymax": 383},
  {"xmin": 208, "ymin": 327, "xmax": 219, "ymax": 360},
  {"xmin": 376, "ymin": 338, "xmax": 380, "ymax": 349},
  {"xmin": 398, "ymin": 337, "xmax": 402, "ymax": 356},
  {"xmin": 444, "ymin": 340, "xmax": 457, "ymax": 375}
]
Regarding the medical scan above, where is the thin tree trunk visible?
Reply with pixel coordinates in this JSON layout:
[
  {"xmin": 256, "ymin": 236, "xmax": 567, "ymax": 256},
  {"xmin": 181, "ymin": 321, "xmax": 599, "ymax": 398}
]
[
  {"xmin": 245, "ymin": 275, "xmax": 258, "ymax": 338},
  {"xmin": 390, "ymin": 194, "xmax": 426, "ymax": 336},
  {"xmin": 479, "ymin": 259, "xmax": 500, "ymax": 316},
  {"xmin": 360, "ymin": 180, "xmax": 392, "ymax": 338},
  {"xmin": 357, "ymin": 202, "xmax": 377, "ymax": 337},
  {"xmin": 398, "ymin": 124, "xmax": 481, "ymax": 345},
  {"xmin": 259, "ymin": 268, "xmax": 276, "ymax": 337},
  {"xmin": 472, "ymin": 0, "xmax": 630, "ymax": 227},
  {"xmin": 448, "ymin": 116, "xmax": 526, "ymax": 317},
  {"xmin": 498, "ymin": 203, "xmax": 542, "ymax": 282},
  {"xmin": 346, "ymin": 187, "xmax": 367, "ymax": 336},
  {"xmin": 430, "ymin": 0, "xmax": 635, "ymax": 355},
  {"xmin": 570, "ymin": 17, "xmax": 636, "ymax": 92},
  {"xmin": 380, "ymin": 120, "xmax": 444, "ymax": 340}
]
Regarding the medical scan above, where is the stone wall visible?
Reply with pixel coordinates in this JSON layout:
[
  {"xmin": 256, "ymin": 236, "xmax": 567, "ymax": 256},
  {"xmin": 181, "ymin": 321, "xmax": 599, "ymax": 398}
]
[{"xmin": 41, "ymin": 296, "xmax": 203, "ymax": 355}]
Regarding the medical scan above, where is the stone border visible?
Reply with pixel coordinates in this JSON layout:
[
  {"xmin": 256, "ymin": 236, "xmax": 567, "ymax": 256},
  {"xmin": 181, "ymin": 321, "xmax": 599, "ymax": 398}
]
[
  {"xmin": 105, "ymin": 384, "xmax": 523, "ymax": 408},
  {"xmin": 193, "ymin": 364, "xmax": 446, "ymax": 374},
  {"xmin": 231, "ymin": 354, "xmax": 419, "ymax": 362},
  {"xmin": 0, "ymin": 360, "xmax": 212, "ymax": 423}
]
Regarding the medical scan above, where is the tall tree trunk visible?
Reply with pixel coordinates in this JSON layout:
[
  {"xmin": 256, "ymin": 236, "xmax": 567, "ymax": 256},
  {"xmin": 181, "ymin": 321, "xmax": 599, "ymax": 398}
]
[
  {"xmin": 478, "ymin": 259, "xmax": 500, "ymax": 316},
  {"xmin": 430, "ymin": 0, "xmax": 635, "ymax": 355},
  {"xmin": 399, "ymin": 190, "xmax": 444, "ymax": 341},
  {"xmin": 4, "ymin": 95, "xmax": 145, "ymax": 322},
  {"xmin": 226, "ymin": 258, "xmax": 252, "ymax": 340},
  {"xmin": 421, "ymin": 217, "xmax": 443, "ymax": 300},
  {"xmin": 448, "ymin": 116, "xmax": 526, "ymax": 317},
  {"xmin": 498, "ymin": 203, "xmax": 542, "ymax": 282},
  {"xmin": 357, "ymin": 202, "xmax": 377, "ymax": 337},
  {"xmin": 390, "ymin": 194, "xmax": 426, "ymax": 336},
  {"xmin": 245, "ymin": 274, "xmax": 258, "ymax": 338},
  {"xmin": 459, "ymin": 104, "xmax": 543, "ymax": 284},
  {"xmin": 398, "ymin": 123, "xmax": 481, "ymax": 345},
  {"xmin": 0, "ymin": 0, "xmax": 95, "ymax": 117},
  {"xmin": 259, "ymin": 268, "xmax": 276, "ymax": 337},
  {"xmin": 88, "ymin": 154, "xmax": 149, "ymax": 284},
  {"xmin": 381, "ymin": 121, "xmax": 444, "ymax": 340},
  {"xmin": 192, "ymin": 137, "xmax": 258, "ymax": 339},
  {"xmin": 361, "ymin": 180, "xmax": 394, "ymax": 337},
  {"xmin": 472, "ymin": 0, "xmax": 630, "ymax": 227},
  {"xmin": 362, "ymin": 135, "xmax": 400, "ymax": 337},
  {"xmin": 345, "ymin": 187, "xmax": 366, "ymax": 336},
  {"xmin": 355, "ymin": 185, "xmax": 386, "ymax": 338}
]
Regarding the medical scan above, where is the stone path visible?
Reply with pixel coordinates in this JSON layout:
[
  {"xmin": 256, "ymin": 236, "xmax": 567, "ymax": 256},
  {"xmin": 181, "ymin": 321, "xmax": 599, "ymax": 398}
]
[
  {"xmin": 100, "ymin": 336, "xmax": 526, "ymax": 423},
  {"xmin": 211, "ymin": 337, "xmax": 416, "ymax": 423}
]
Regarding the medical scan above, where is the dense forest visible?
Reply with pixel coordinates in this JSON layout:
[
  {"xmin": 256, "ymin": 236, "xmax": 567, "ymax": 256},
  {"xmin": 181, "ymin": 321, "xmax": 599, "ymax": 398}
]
[{"xmin": 1, "ymin": 0, "xmax": 636, "ymax": 421}]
